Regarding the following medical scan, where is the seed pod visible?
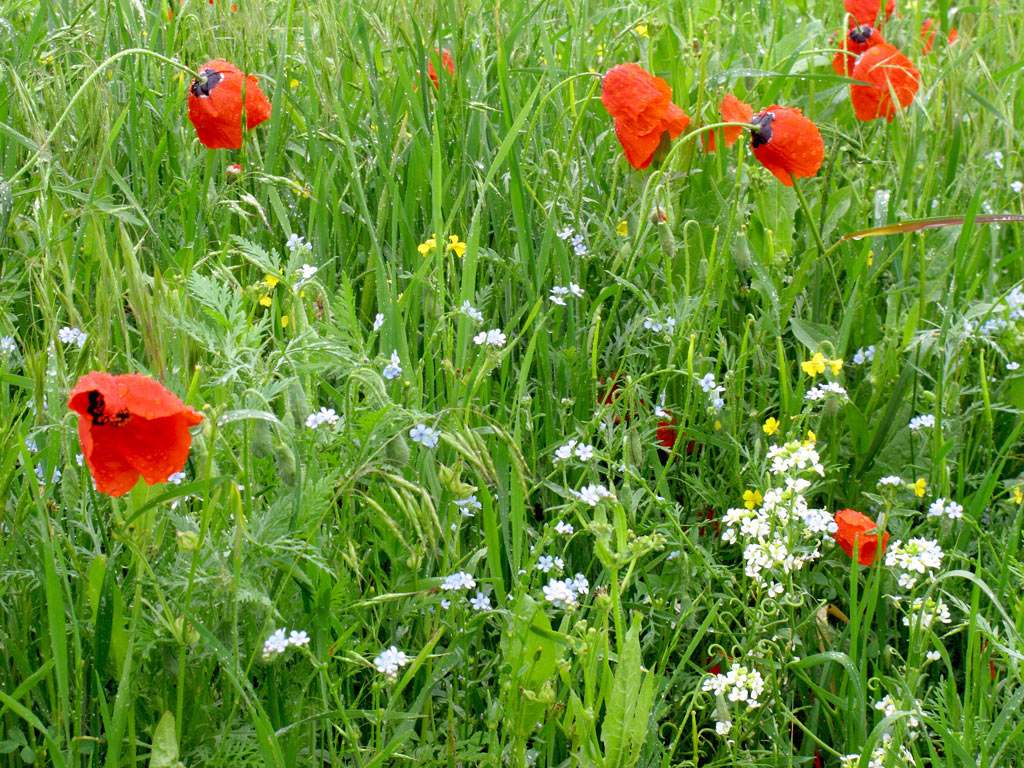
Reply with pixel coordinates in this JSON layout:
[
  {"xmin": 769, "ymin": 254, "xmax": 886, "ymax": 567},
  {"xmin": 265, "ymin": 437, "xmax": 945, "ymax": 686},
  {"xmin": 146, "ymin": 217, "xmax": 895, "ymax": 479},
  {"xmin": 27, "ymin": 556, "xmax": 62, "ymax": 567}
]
[
  {"xmin": 273, "ymin": 441, "xmax": 297, "ymax": 486},
  {"xmin": 251, "ymin": 418, "xmax": 274, "ymax": 459},
  {"xmin": 628, "ymin": 426, "xmax": 644, "ymax": 466},
  {"xmin": 386, "ymin": 433, "xmax": 410, "ymax": 466},
  {"xmin": 657, "ymin": 219, "xmax": 677, "ymax": 259},
  {"xmin": 286, "ymin": 380, "xmax": 308, "ymax": 430}
]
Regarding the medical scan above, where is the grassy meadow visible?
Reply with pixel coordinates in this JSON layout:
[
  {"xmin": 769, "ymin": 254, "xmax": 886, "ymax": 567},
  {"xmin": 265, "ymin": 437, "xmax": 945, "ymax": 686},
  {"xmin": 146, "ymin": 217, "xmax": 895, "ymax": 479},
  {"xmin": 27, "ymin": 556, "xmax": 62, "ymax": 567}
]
[{"xmin": 2, "ymin": 0, "xmax": 1024, "ymax": 765}]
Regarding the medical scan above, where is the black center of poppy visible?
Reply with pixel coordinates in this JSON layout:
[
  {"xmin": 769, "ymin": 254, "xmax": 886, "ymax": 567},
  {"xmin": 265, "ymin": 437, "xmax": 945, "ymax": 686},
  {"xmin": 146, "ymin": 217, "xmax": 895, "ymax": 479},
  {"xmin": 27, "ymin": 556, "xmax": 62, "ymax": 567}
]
[
  {"xmin": 750, "ymin": 112, "xmax": 775, "ymax": 148},
  {"xmin": 189, "ymin": 69, "xmax": 222, "ymax": 98},
  {"xmin": 850, "ymin": 25, "xmax": 874, "ymax": 44},
  {"xmin": 86, "ymin": 391, "xmax": 130, "ymax": 426}
]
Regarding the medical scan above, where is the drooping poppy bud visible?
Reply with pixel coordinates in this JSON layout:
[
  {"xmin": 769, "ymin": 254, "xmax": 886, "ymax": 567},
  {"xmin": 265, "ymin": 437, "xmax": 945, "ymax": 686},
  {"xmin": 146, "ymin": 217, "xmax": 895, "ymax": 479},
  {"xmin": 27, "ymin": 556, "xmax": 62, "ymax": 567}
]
[
  {"xmin": 844, "ymin": 0, "xmax": 895, "ymax": 27},
  {"xmin": 850, "ymin": 44, "xmax": 920, "ymax": 122},
  {"xmin": 748, "ymin": 106, "xmax": 824, "ymax": 186},
  {"xmin": 68, "ymin": 372, "xmax": 203, "ymax": 497},
  {"xmin": 600, "ymin": 63, "xmax": 691, "ymax": 170},
  {"xmin": 706, "ymin": 93, "xmax": 753, "ymax": 152},
  {"xmin": 427, "ymin": 49, "xmax": 455, "ymax": 90},
  {"xmin": 187, "ymin": 59, "xmax": 271, "ymax": 149},
  {"xmin": 832, "ymin": 508, "xmax": 889, "ymax": 565},
  {"xmin": 832, "ymin": 25, "xmax": 886, "ymax": 76}
]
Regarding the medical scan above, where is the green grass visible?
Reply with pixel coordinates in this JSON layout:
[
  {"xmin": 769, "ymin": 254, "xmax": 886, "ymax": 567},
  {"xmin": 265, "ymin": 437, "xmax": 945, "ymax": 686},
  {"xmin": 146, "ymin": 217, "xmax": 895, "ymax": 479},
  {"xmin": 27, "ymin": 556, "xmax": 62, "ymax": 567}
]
[{"xmin": 1, "ymin": 0, "xmax": 1024, "ymax": 765}]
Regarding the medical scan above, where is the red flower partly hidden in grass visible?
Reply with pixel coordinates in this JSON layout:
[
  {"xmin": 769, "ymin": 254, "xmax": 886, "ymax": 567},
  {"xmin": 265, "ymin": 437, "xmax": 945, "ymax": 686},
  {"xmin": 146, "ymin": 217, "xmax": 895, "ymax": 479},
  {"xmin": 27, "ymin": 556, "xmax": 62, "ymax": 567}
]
[
  {"xmin": 600, "ymin": 63, "xmax": 691, "ymax": 169},
  {"xmin": 68, "ymin": 372, "xmax": 203, "ymax": 497},
  {"xmin": 749, "ymin": 106, "xmax": 824, "ymax": 186},
  {"xmin": 850, "ymin": 44, "xmax": 920, "ymax": 122},
  {"xmin": 921, "ymin": 19, "xmax": 958, "ymax": 54},
  {"xmin": 427, "ymin": 49, "xmax": 455, "ymax": 89},
  {"xmin": 844, "ymin": 0, "xmax": 895, "ymax": 27},
  {"xmin": 187, "ymin": 59, "xmax": 271, "ymax": 149},
  {"xmin": 706, "ymin": 93, "xmax": 753, "ymax": 152},
  {"xmin": 832, "ymin": 25, "xmax": 886, "ymax": 76},
  {"xmin": 832, "ymin": 508, "xmax": 889, "ymax": 565}
]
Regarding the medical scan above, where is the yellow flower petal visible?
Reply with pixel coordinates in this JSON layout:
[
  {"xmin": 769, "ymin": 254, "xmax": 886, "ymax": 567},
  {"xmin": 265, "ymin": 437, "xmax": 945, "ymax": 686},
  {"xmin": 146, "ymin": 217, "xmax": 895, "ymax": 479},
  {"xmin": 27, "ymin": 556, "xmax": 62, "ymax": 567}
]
[
  {"xmin": 447, "ymin": 234, "xmax": 467, "ymax": 258},
  {"xmin": 801, "ymin": 352, "xmax": 826, "ymax": 377},
  {"xmin": 912, "ymin": 478, "xmax": 927, "ymax": 498},
  {"xmin": 616, "ymin": 220, "xmax": 629, "ymax": 237},
  {"xmin": 281, "ymin": 316, "xmax": 290, "ymax": 328},
  {"xmin": 259, "ymin": 295, "xmax": 272, "ymax": 307},
  {"xmin": 762, "ymin": 417, "xmax": 779, "ymax": 436},
  {"xmin": 264, "ymin": 274, "xmax": 281, "ymax": 288},
  {"xmin": 828, "ymin": 358, "xmax": 844, "ymax": 376},
  {"xmin": 417, "ymin": 237, "xmax": 437, "ymax": 256},
  {"xmin": 1012, "ymin": 486, "xmax": 1023, "ymax": 505}
]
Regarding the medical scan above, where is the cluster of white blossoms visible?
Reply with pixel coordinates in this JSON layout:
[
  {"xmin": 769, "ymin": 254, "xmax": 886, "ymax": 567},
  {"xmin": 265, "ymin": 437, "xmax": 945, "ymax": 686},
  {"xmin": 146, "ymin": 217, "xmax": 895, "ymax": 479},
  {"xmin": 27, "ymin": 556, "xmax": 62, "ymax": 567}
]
[
  {"xmin": 852, "ymin": 345, "xmax": 876, "ymax": 365},
  {"xmin": 549, "ymin": 283, "xmax": 584, "ymax": 305},
  {"xmin": 698, "ymin": 372, "xmax": 726, "ymax": 412},
  {"xmin": 285, "ymin": 233, "xmax": 313, "ymax": 253},
  {"xmin": 927, "ymin": 497, "xmax": 963, "ymax": 520},
  {"xmin": 569, "ymin": 483, "xmax": 614, "ymax": 507},
  {"xmin": 965, "ymin": 283, "xmax": 1024, "ymax": 336},
  {"xmin": 542, "ymin": 573, "xmax": 589, "ymax": 609},
  {"xmin": 454, "ymin": 495, "xmax": 482, "ymax": 517},
  {"xmin": 554, "ymin": 439, "xmax": 594, "ymax": 463},
  {"xmin": 473, "ymin": 328, "xmax": 506, "ymax": 347},
  {"xmin": 262, "ymin": 628, "xmax": 310, "ymax": 660},
  {"xmin": 908, "ymin": 414, "xmax": 936, "ymax": 431},
  {"xmin": 383, "ymin": 350, "xmax": 402, "ymax": 380},
  {"xmin": 535, "ymin": 554, "xmax": 564, "ymax": 573},
  {"xmin": 722, "ymin": 440, "xmax": 833, "ymax": 585},
  {"xmin": 874, "ymin": 694, "xmax": 921, "ymax": 736},
  {"xmin": 902, "ymin": 595, "xmax": 952, "ymax": 630},
  {"xmin": 884, "ymin": 537, "xmax": 945, "ymax": 589},
  {"xmin": 556, "ymin": 227, "xmax": 588, "ymax": 256},
  {"xmin": 643, "ymin": 312, "xmax": 677, "ymax": 334},
  {"xmin": 373, "ymin": 645, "xmax": 409, "ymax": 681},
  {"xmin": 0, "ymin": 335, "xmax": 16, "ymax": 355},
  {"xmin": 306, "ymin": 407, "xmax": 339, "ymax": 429},
  {"xmin": 702, "ymin": 663, "xmax": 766, "ymax": 735},
  {"xmin": 57, "ymin": 326, "xmax": 88, "ymax": 348},
  {"xmin": 460, "ymin": 300, "xmax": 484, "ymax": 324},
  {"xmin": 841, "ymin": 737, "xmax": 914, "ymax": 768},
  {"xmin": 409, "ymin": 423, "xmax": 440, "ymax": 448},
  {"xmin": 554, "ymin": 520, "xmax": 574, "ymax": 535},
  {"xmin": 804, "ymin": 381, "xmax": 848, "ymax": 402},
  {"xmin": 440, "ymin": 571, "xmax": 476, "ymax": 592}
]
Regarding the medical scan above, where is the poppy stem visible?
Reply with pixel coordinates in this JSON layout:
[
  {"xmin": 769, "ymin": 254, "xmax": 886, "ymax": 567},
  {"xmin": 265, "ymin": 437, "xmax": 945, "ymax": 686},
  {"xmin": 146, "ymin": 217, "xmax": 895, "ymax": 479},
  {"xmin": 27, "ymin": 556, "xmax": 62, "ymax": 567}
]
[
  {"xmin": 8, "ymin": 48, "xmax": 202, "ymax": 185},
  {"xmin": 790, "ymin": 175, "xmax": 827, "ymax": 257}
]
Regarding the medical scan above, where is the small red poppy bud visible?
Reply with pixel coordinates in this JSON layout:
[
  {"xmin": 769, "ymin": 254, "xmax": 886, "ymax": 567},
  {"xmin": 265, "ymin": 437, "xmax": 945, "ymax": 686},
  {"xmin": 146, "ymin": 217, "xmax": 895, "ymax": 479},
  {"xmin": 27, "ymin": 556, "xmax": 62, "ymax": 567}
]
[
  {"xmin": 749, "ymin": 106, "xmax": 824, "ymax": 186},
  {"xmin": 832, "ymin": 508, "xmax": 889, "ymax": 565},
  {"xmin": 226, "ymin": 162, "xmax": 242, "ymax": 181}
]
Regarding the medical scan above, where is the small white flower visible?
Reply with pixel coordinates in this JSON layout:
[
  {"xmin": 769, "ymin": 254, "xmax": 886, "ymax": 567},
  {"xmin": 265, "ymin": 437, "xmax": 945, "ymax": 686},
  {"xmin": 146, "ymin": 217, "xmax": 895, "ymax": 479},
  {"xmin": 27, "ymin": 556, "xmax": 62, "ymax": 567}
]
[
  {"xmin": 262, "ymin": 628, "xmax": 290, "ymax": 660},
  {"xmin": 574, "ymin": 443, "xmax": 595, "ymax": 461},
  {"xmin": 1008, "ymin": 361, "xmax": 1021, "ymax": 371},
  {"xmin": 877, "ymin": 475, "xmax": 903, "ymax": 488},
  {"xmin": 473, "ymin": 328, "xmax": 506, "ymax": 347},
  {"xmin": 805, "ymin": 382, "xmax": 848, "ymax": 402},
  {"xmin": 699, "ymin": 373, "xmax": 717, "ymax": 393},
  {"xmin": 556, "ymin": 227, "xmax": 574, "ymax": 241},
  {"xmin": 575, "ymin": 483, "xmax": 612, "ymax": 507},
  {"xmin": 926, "ymin": 650, "xmax": 941, "ymax": 661},
  {"xmin": 306, "ymin": 407, "xmax": 339, "ymax": 429},
  {"xmin": 440, "ymin": 571, "xmax": 476, "ymax": 591},
  {"xmin": 570, "ymin": 573, "xmax": 589, "ymax": 595},
  {"xmin": 75, "ymin": 453, "xmax": 84, "ymax": 467},
  {"xmin": 852, "ymin": 345, "xmax": 876, "ymax": 365},
  {"xmin": 383, "ymin": 350, "xmax": 402, "ymax": 380},
  {"xmin": 927, "ymin": 497, "xmax": 963, "ymax": 520},
  {"xmin": 569, "ymin": 283, "xmax": 584, "ymax": 298},
  {"xmin": 288, "ymin": 630, "xmax": 310, "ymax": 647},
  {"xmin": 373, "ymin": 645, "xmax": 410, "ymax": 680},
  {"xmin": 549, "ymin": 286, "xmax": 569, "ymax": 305},
  {"xmin": 298, "ymin": 263, "xmax": 318, "ymax": 281},
  {"xmin": 908, "ymin": 414, "xmax": 936, "ymax": 431},
  {"xmin": 0, "ymin": 336, "xmax": 16, "ymax": 355},
  {"xmin": 440, "ymin": 598, "xmax": 451, "ymax": 609},
  {"xmin": 1012, "ymin": 181, "xmax": 1024, "ymax": 195},
  {"xmin": 469, "ymin": 592, "xmax": 491, "ymax": 611},
  {"xmin": 715, "ymin": 720, "xmax": 732, "ymax": 736},
  {"xmin": 460, "ymin": 300, "xmax": 484, "ymax": 323},
  {"xmin": 667, "ymin": 549, "xmax": 681, "ymax": 560},
  {"xmin": 409, "ymin": 423, "xmax": 440, "ymax": 448},
  {"xmin": 542, "ymin": 578, "xmax": 577, "ymax": 609},
  {"xmin": 57, "ymin": 326, "xmax": 87, "ymax": 348},
  {"xmin": 454, "ymin": 495, "xmax": 483, "ymax": 517},
  {"xmin": 554, "ymin": 439, "xmax": 577, "ymax": 463},
  {"xmin": 554, "ymin": 520, "xmax": 574, "ymax": 535},
  {"xmin": 167, "ymin": 471, "xmax": 186, "ymax": 485},
  {"xmin": 286, "ymin": 233, "xmax": 313, "ymax": 252},
  {"xmin": 535, "ymin": 555, "xmax": 555, "ymax": 573},
  {"xmin": 373, "ymin": 312, "xmax": 385, "ymax": 331},
  {"xmin": 986, "ymin": 150, "xmax": 1005, "ymax": 169}
]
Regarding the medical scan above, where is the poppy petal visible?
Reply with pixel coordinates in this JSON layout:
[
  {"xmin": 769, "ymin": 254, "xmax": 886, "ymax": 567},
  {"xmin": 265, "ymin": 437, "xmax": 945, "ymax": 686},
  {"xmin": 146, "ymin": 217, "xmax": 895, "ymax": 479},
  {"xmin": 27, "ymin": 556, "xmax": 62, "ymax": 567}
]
[
  {"xmin": 78, "ymin": 419, "xmax": 141, "ymax": 497},
  {"xmin": 844, "ymin": 0, "xmax": 895, "ymax": 27},
  {"xmin": 614, "ymin": 121, "xmax": 663, "ymax": 170},
  {"xmin": 749, "ymin": 106, "xmax": 824, "ymax": 186},
  {"xmin": 187, "ymin": 58, "xmax": 271, "ymax": 149},
  {"xmin": 833, "ymin": 508, "xmax": 889, "ymax": 565},
  {"xmin": 108, "ymin": 413, "xmax": 199, "ymax": 486},
  {"xmin": 709, "ymin": 93, "xmax": 753, "ymax": 151},
  {"xmin": 850, "ymin": 44, "xmax": 920, "ymax": 122},
  {"xmin": 601, "ymin": 63, "xmax": 672, "ymax": 136}
]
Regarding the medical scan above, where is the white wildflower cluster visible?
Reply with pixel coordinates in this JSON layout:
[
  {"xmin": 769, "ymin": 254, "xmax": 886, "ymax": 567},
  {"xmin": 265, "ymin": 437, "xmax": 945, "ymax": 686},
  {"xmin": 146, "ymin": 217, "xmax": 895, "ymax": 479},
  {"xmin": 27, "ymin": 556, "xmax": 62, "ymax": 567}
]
[
  {"xmin": 0, "ymin": 335, "xmax": 16, "ymax": 355},
  {"xmin": 927, "ymin": 497, "xmax": 963, "ymax": 520},
  {"xmin": 840, "ymin": 737, "xmax": 914, "ymax": 768},
  {"xmin": 473, "ymin": 328, "xmax": 506, "ymax": 347},
  {"xmin": 535, "ymin": 554, "xmax": 564, "ymax": 573},
  {"xmin": 469, "ymin": 592, "xmax": 492, "ymax": 611},
  {"xmin": 885, "ymin": 538, "xmax": 945, "ymax": 589},
  {"xmin": 57, "ymin": 326, "xmax": 87, "ymax": 348},
  {"xmin": 554, "ymin": 438, "xmax": 594, "ymax": 463},
  {"xmin": 722, "ymin": 441, "xmax": 832, "ymax": 585},
  {"xmin": 557, "ymin": 226, "xmax": 588, "ymax": 256},
  {"xmin": 908, "ymin": 414, "xmax": 935, "ymax": 431},
  {"xmin": 373, "ymin": 645, "xmax": 409, "ymax": 680},
  {"xmin": 372, "ymin": 312, "xmax": 385, "ymax": 331},
  {"xmin": 262, "ymin": 628, "xmax": 310, "ymax": 660},
  {"xmin": 570, "ymin": 483, "xmax": 614, "ymax": 507},
  {"xmin": 440, "ymin": 571, "xmax": 477, "ymax": 592},
  {"xmin": 1012, "ymin": 181, "xmax": 1023, "ymax": 195},
  {"xmin": 306, "ymin": 407, "xmax": 339, "ymax": 429},
  {"xmin": 902, "ymin": 595, "xmax": 952, "ymax": 630},
  {"xmin": 410, "ymin": 423, "xmax": 440, "ymax": 448},
  {"xmin": 460, "ymin": 300, "xmax": 484, "ymax": 324},
  {"xmin": 286, "ymin": 233, "xmax": 313, "ymax": 252},
  {"xmin": 297, "ymin": 263, "xmax": 317, "ymax": 285},
  {"xmin": 965, "ymin": 284, "xmax": 1024, "ymax": 336},
  {"xmin": 541, "ymin": 573, "xmax": 588, "ymax": 609},
  {"xmin": 167, "ymin": 471, "xmax": 186, "ymax": 484},
  {"xmin": 1008, "ymin": 361, "xmax": 1021, "ymax": 371},
  {"xmin": 874, "ymin": 694, "xmax": 921, "ymax": 735},
  {"xmin": 34, "ymin": 464, "xmax": 61, "ymax": 484},
  {"xmin": 804, "ymin": 381, "xmax": 848, "ymax": 402},
  {"xmin": 549, "ymin": 283, "xmax": 584, "ymax": 305},
  {"xmin": 877, "ymin": 475, "xmax": 903, "ymax": 488},
  {"xmin": 383, "ymin": 350, "xmax": 402, "ymax": 380},
  {"xmin": 702, "ymin": 663, "xmax": 766, "ymax": 736},
  {"xmin": 554, "ymin": 520, "xmax": 574, "ymax": 535},
  {"xmin": 698, "ymin": 372, "xmax": 725, "ymax": 412},
  {"xmin": 852, "ymin": 345, "xmax": 875, "ymax": 365},
  {"xmin": 643, "ymin": 312, "xmax": 677, "ymax": 335},
  {"xmin": 454, "ymin": 495, "xmax": 482, "ymax": 517}
]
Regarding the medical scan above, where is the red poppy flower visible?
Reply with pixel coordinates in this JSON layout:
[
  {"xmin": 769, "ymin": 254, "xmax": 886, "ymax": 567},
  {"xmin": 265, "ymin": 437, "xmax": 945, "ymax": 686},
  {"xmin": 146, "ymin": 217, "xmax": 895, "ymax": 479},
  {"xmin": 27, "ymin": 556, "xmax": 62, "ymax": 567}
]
[
  {"xmin": 601, "ymin": 63, "xmax": 691, "ymax": 170},
  {"xmin": 656, "ymin": 417, "xmax": 676, "ymax": 449},
  {"xmin": 68, "ymin": 372, "xmax": 203, "ymax": 497},
  {"xmin": 844, "ymin": 0, "xmax": 895, "ymax": 27},
  {"xmin": 427, "ymin": 49, "xmax": 455, "ymax": 90},
  {"xmin": 832, "ymin": 25, "xmax": 886, "ymax": 76},
  {"xmin": 187, "ymin": 59, "xmax": 271, "ymax": 149},
  {"xmin": 832, "ymin": 508, "xmax": 889, "ymax": 565},
  {"xmin": 850, "ymin": 44, "xmax": 920, "ymax": 122},
  {"xmin": 749, "ymin": 106, "xmax": 824, "ymax": 186},
  {"xmin": 921, "ymin": 19, "xmax": 958, "ymax": 54},
  {"xmin": 706, "ymin": 93, "xmax": 753, "ymax": 152}
]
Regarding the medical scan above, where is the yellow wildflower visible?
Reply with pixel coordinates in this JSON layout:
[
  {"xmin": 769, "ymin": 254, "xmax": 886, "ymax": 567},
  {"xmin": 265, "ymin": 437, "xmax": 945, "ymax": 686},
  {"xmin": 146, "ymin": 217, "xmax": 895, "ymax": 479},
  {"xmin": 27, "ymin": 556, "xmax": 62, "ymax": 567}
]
[
  {"xmin": 912, "ymin": 478, "xmax": 927, "ymax": 498},
  {"xmin": 802, "ymin": 352, "xmax": 826, "ymax": 377},
  {"xmin": 635, "ymin": 24, "xmax": 649, "ymax": 37},
  {"xmin": 828, "ymin": 358, "xmax": 844, "ymax": 376},
  {"xmin": 264, "ymin": 274, "xmax": 281, "ymax": 288},
  {"xmin": 762, "ymin": 417, "xmax": 779, "ymax": 436},
  {"xmin": 714, "ymin": 420, "xmax": 722, "ymax": 431},
  {"xmin": 417, "ymin": 236, "xmax": 437, "ymax": 256},
  {"xmin": 281, "ymin": 316, "xmax": 290, "ymax": 328},
  {"xmin": 616, "ymin": 220, "xmax": 629, "ymax": 237},
  {"xmin": 259, "ymin": 295, "xmax": 272, "ymax": 307},
  {"xmin": 743, "ymin": 490, "xmax": 763, "ymax": 510},
  {"xmin": 1013, "ymin": 486, "xmax": 1023, "ymax": 505},
  {"xmin": 804, "ymin": 430, "xmax": 816, "ymax": 445},
  {"xmin": 289, "ymin": 78, "xmax": 299, "ymax": 88},
  {"xmin": 867, "ymin": 250, "xmax": 874, "ymax": 266},
  {"xmin": 447, "ymin": 234, "xmax": 467, "ymax": 258}
]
